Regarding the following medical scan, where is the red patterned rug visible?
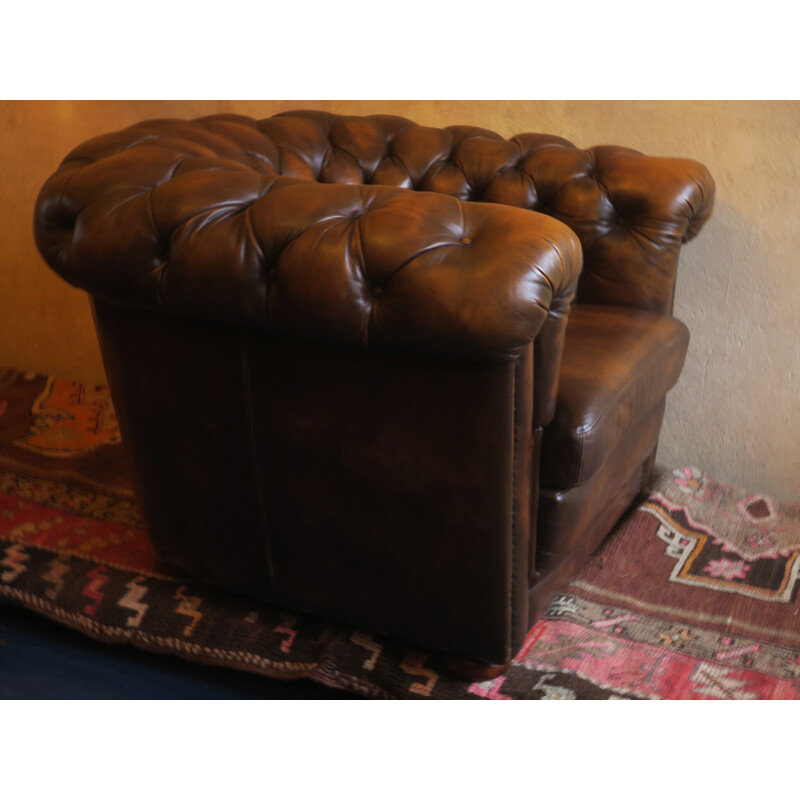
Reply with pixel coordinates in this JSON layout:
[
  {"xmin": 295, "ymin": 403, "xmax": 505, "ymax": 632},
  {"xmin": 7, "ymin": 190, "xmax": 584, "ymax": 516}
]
[{"xmin": 1, "ymin": 367, "xmax": 799, "ymax": 699}]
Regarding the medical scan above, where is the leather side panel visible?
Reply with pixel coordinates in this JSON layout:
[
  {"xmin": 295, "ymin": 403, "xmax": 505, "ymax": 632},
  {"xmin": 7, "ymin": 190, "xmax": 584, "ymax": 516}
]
[
  {"xmin": 91, "ymin": 299, "xmax": 271, "ymax": 597},
  {"xmin": 92, "ymin": 299, "xmax": 533, "ymax": 663},
  {"xmin": 246, "ymin": 335, "xmax": 523, "ymax": 662}
]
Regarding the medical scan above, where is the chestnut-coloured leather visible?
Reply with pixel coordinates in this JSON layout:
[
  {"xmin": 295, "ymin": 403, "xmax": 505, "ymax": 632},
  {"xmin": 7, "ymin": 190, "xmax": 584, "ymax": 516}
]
[
  {"xmin": 257, "ymin": 111, "xmax": 714, "ymax": 312},
  {"xmin": 33, "ymin": 111, "xmax": 716, "ymax": 667},
  {"xmin": 536, "ymin": 398, "xmax": 667, "ymax": 576},
  {"xmin": 37, "ymin": 176, "xmax": 580, "ymax": 365},
  {"xmin": 541, "ymin": 305, "xmax": 690, "ymax": 489},
  {"xmin": 528, "ymin": 438, "xmax": 656, "ymax": 621},
  {"xmin": 36, "ymin": 111, "xmax": 713, "ymax": 320},
  {"xmin": 34, "ymin": 122, "xmax": 581, "ymax": 428}
]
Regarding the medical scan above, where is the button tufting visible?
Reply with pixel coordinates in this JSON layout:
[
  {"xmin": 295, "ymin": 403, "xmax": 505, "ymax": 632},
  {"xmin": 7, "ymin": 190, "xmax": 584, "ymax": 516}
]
[
  {"xmin": 460, "ymin": 236, "xmax": 472, "ymax": 245},
  {"xmin": 373, "ymin": 287, "xmax": 384, "ymax": 298},
  {"xmin": 267, "ymin": 268, "xmax": 278, "ymax": 280}
]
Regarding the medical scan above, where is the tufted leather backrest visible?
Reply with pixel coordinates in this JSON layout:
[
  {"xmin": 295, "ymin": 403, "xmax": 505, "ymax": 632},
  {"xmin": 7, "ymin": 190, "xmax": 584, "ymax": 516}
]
[{"xmin": 254, "ymin": 110, "xmax": 715, "ymax": 313}]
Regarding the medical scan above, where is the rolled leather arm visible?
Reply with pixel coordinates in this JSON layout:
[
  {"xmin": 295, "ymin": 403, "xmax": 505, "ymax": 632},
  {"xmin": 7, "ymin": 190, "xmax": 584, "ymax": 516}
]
[
  {"xmin": 34, "ymin": 143, "xmax": 582, "ymax": 366},
  {"xmin": 570, "ymin": 145, "xmax": 715, "ymax": 310}
]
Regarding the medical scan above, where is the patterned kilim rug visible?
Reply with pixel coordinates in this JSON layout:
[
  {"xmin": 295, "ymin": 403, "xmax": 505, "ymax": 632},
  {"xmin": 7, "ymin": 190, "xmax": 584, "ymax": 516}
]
[{"xmin": 1, "ymin": 366, "xmax": 799, "ymax": 699}]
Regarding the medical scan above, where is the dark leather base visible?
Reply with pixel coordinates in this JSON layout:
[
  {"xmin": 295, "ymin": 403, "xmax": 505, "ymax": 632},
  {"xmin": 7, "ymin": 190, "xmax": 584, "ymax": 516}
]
[
  {"xmin": 527, "ymin": 460, "xmax": 651, "ymax": 625},
  {"xmin": 527, "ymin": 400, "xmax": 665, "ymax": 624},
  {"xmin": 92, "ymin": 299, "xmax": 535, "ymax": 665},
  {"xmin": 535, "ymin": 397, "xmax": 666, "ymax": 575},
  {"xmin": 453, "ymin": 434, "xmax": 657, "ymax": 669}
]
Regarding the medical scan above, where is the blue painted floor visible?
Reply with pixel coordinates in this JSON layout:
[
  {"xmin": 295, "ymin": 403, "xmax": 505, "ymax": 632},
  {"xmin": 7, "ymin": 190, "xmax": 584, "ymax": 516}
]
[{"xmin": 0, "ymin": 604, "xmax": 358, "ymax": 700}]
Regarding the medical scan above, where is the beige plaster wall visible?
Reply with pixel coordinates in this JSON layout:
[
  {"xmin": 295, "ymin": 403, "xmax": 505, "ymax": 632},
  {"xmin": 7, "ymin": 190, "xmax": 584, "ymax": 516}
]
[{"xmin": 2, "ymin": 101, "xmax": 798, "ymax": 500}]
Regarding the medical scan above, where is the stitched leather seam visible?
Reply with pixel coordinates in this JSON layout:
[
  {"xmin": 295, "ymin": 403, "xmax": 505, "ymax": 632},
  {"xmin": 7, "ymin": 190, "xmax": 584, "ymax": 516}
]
[
  {"xmin": 508, "ymin": 356, "xmax": 519, "ymax": 662},
  {"xmin": 529, "ymin": 425, "xmax": 543, "ymax": 586},
  {"xmin": 241, "ymin": 334, "xmax": 277, "ymax": 594}
]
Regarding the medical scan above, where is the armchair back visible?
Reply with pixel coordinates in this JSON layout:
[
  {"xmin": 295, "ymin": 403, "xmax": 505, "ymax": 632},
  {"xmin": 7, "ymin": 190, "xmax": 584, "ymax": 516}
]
[{"xmin": 256, "ymin": 110, "xmax": 715, "ymax": 312}]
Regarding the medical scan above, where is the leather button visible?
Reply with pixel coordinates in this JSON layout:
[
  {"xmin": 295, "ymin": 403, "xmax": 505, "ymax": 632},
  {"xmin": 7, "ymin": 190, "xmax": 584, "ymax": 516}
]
[
  {"xmin": 460, "ymin": 236, "xmax": 472, "ymax": 245},
  {"xmin": 373, "ymin": 287, "xmax": 384, "ymax": 298},
  {"xmin": 267, "ymin": 268, "xmax": 278, "ymax": 280}
]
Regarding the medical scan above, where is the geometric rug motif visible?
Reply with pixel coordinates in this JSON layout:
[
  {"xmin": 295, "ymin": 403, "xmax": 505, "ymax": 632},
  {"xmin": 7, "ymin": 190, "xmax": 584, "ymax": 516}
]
[
  {"xmin": 647, "ymin": 466, "xmax": 800, "ymax": 602},
  {"xmin": 651, "ymin": 501, "xmax": 800, "ymax": 603},
  {"xmin": 1, "ymin": 366, "xmax": 799, "ymax": 699},
  {"xmin": 0, "ymin": 368, "xmax": 134, "ymax": 499},
  {"xmin": 12, "ymin": 375, "xmax": 121, "ymax": 458}
]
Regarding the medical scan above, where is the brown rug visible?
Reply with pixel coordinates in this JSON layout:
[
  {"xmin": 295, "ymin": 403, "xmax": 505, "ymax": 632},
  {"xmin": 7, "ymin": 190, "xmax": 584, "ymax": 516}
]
[{"xmin": 1, "ymin": 367, "xmax": 799, "ymax": 699}]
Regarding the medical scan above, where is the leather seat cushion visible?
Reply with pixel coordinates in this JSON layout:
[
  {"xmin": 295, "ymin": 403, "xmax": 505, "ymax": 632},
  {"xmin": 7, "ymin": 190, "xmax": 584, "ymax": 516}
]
[{"xmin": 540, "ymin": 304, "xmax": 689, "ymax": 489}]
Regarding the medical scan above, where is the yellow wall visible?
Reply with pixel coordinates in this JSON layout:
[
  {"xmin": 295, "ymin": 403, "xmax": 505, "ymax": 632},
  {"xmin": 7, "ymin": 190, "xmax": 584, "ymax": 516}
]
[{"xmin": 2, "ymin": 100, "xmax": 798, "ymax": 499}]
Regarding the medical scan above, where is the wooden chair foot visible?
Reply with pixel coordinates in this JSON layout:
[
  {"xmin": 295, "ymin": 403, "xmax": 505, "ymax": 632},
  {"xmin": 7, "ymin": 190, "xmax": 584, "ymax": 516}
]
[{"xmin": 445, "ymin": 657, "xmax": 510, "ymax": 682}]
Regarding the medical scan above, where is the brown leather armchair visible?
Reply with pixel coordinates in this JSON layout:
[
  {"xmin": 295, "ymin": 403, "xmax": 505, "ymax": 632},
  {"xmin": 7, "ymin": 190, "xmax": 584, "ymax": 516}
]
[{"xmin": 34, "ymin": 111, "xmax": 715, "ymax": 677}]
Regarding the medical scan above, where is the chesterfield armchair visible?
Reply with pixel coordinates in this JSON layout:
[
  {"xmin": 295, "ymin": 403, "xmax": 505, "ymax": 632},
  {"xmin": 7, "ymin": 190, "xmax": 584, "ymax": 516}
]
[{"xmin": 34, "ymin": 111, "xmax": 714, "ymax": 678}]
